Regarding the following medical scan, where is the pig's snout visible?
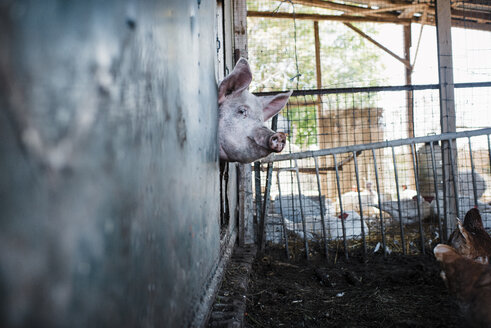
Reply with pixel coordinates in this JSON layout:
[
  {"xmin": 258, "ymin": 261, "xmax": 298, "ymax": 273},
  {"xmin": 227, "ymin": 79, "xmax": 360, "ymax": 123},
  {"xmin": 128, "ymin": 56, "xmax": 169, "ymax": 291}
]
[{"xmin": 269, "ymin": 132, "xmax": 286, "ymax": 152}]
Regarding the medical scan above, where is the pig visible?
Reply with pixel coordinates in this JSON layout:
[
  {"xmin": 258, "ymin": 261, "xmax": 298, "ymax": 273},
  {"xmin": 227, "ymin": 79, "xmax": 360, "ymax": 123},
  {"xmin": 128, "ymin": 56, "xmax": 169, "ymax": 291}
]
[{"xmin": 218, "ymin": 58, "xmax": 292, "ymax": 163}]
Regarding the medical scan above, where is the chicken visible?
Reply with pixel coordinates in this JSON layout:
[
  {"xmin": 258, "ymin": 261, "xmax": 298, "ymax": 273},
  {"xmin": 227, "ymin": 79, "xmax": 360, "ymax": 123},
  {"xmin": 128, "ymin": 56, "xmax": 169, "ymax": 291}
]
[
  {"xmin": 448, "ymin": 208, "xmax": 491, "ymax": 264},
  {"xmin": 337, "ymin": 182, "xmax": 389, "ymax": 219},
  {"xmin": 434, "ymin": 244, "xmax": 491, "ymax": 328},
  {"xmin": 458, "ymin": 170, "xmax": 487, "ymax": 200},
  {"xmin": 325, "ymin": 210, "xmax": 368, "ymax": 240},
  {"xmin": 430, "ymin": 194, "xmax": 491, "ymax": 230},
  {"xmin": 375, "ymin": 196, "xmax": 431, "ymax": 224},
  {"xmin": 400, "ymin": 184, "xmax": 417, "ymax": 199},
  {"xmin": 274, "ymin": 194, "xmax": 335, "ymax": 224}
]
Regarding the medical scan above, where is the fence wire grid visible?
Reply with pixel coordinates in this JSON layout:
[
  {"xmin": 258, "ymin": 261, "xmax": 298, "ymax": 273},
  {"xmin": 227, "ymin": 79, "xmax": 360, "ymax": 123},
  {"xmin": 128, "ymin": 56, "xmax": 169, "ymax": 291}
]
[
  {"xmin": 253, "ymin": 85, "xmax": 491, "ymax": 260},
  {"xmin": 246, "ymin": 0, "xmax": 491, "ymax": 260}
]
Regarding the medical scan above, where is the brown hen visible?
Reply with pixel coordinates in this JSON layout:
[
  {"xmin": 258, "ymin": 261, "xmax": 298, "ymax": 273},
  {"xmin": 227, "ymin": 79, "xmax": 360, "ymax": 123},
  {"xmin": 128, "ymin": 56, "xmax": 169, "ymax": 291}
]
[
  {"xmin": 434, "ymin": 244, "xmax": 491, "ymax": 328},
  {"xmin": 448, "ymin": 208, "xmax": 491, "ymax": 264}
]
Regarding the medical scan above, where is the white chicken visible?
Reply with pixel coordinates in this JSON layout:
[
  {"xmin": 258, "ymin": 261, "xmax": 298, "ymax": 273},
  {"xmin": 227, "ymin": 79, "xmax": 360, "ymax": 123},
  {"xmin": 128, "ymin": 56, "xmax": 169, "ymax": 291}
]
[
  {"xmin": 336, "ymin": 182, "xmax": 386, "ymax": 219},
  {"xmin": 399, "ymin": 184, "xmax": 417, "ymax": 199},
  {"xmin": 273, "ymin": 194, "xmax": 338, "ymax": 241},
  {"xmin": 430, "ymin": 191, "xmax": 491, "ymax": 230},
  {"xmin": 375, "ymin": 196, "xmax": 431, "ymax": 224},
  {"xmin": 458, "ymin": 170, "xmax": 487, "ymax": 199},
  {"xmin": 324, "ymin": 210, "xmax": 369, "ymax": 240}
]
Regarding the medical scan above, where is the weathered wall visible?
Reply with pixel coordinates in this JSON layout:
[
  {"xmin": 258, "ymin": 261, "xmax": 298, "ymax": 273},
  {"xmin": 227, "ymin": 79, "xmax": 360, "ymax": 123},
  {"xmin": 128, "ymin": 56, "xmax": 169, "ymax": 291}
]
[{"xmin": 0, "ymin": 0, "xmax": 221, "ymax": 327}]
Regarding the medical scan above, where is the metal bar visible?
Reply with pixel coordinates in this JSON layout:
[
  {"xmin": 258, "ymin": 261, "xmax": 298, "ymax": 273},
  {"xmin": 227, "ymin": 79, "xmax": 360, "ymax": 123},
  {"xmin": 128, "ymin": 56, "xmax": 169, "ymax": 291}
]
[
  {"xmin": 333, "ymin": 154, "xmax": 348, "ymax": 259},
  {"xmin": 353, "ymin": 151, "xmax": 367, "ymax": 255},
  {"xmin": 254, "ymin": 162, "xmax": 262, "ymax": 229},
  {"xmin": 258, "ymin": 114, "xmax": 280, "ymax": 250},
  {"xmin": 314, "ymin": 156, "xmax": 329, "ymax": 259},
  {"xmin": 488, "ymin": 135, "xmax": 491, "ymax": 177},
  {"xmin": 372, "ymin": 149, "xmax": 387, "ymax": 257},
  {"xmin": 260, "ymin": 128, "xmax": 491, "ymax": 163},
  {"xmin": 429, "ymin": 142, "xmax": 443, "ymax": 242},
  {"xmin": 448, "ymin": 140, "xmax": 460, "ymax": 218},
  {"xmin": 254, "ymin": 81, "xmax": 491, "ymax": 97},
  {"xmin": 391, "ymin": 146, "xmax": 406, "ymax": 255},
  {"xmin": 440, "ymin": 143, "xmax": 449, "ymax": 241},
  {"xmin": 276, "ymin": 170, "xmax": 290, "ymax": 260},
  {"xmin": 259, "ymin": 162, "xmax": 274, "ymax": 251},
  {"xmin": 468, "ymin": 137, "xmax": 479, "ymax": 207},
  {"xmin": 411, "ymin": 144, "xmax": 425, "ymax": 254},
  {"xmin": 294, "ymin": 159, "xmax": 310, "ymax": 260}
]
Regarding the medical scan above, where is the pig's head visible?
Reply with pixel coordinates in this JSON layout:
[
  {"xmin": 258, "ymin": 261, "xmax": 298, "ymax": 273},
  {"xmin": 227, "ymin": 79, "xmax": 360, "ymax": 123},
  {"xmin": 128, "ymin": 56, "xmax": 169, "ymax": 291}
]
[{"xmin": 218, "ymin": 58, "xmax": 292, "ymax": 163}]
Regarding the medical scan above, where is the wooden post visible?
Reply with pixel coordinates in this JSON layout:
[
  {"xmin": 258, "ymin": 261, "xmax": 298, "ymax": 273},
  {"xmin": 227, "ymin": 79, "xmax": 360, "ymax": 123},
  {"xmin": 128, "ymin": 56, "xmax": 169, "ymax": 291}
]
[
  {"xmin": 313, "ymin": 21, "xmax": 329, "ymax": 194},
  {"xmin": 404, "ymin": 24, "xmax": 416, "ymax": 191},
  {"xmin": 404, "ymin": 25, "xmax": 414, "ymax": 139},
  {"xmin": 234, "ymin": 0, "xmax": 254, "ymax": 245},
  {"xmin": 314, "ymin": 21, "xmax": 322, "ymax": 92},
  {"xmin": 435, "ymin": 0, "xmax": 457, "ymax": 237},
  {"xmin": 233, "ymin": 0, "xmax": 248, "ymax": 62}
]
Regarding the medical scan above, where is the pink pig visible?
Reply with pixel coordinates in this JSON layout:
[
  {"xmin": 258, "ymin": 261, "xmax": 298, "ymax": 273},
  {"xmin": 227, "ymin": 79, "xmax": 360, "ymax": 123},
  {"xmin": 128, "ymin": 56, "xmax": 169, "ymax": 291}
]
[{"xmin": 218, "ymin": 58, "xmax": 292, "ymax": 163}]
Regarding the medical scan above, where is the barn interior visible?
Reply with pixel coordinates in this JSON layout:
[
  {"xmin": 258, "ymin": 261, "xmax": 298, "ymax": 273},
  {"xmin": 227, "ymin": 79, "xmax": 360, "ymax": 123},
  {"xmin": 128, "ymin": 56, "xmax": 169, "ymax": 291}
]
[
  {"xmin": 0, "ymin": 1, "xmax": 490, "ymax": 327},
  {"xmin": 211, "ymin": 1, "xmax": 491, "ymax": 327}
]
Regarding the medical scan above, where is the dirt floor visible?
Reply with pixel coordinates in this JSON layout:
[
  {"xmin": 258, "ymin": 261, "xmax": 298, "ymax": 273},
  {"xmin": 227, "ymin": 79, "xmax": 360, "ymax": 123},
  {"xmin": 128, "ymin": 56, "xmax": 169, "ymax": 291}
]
[{"xmin": 244, "ymin": 249, "xmax": 465, "ymax": 328}]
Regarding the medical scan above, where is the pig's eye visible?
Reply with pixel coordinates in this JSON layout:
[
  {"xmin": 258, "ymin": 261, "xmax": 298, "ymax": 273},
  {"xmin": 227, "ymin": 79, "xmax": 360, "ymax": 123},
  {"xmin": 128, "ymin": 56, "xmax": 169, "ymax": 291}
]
[{"xmin": 238, "ymin": 106, "xmax": 248, "ymax": 116}]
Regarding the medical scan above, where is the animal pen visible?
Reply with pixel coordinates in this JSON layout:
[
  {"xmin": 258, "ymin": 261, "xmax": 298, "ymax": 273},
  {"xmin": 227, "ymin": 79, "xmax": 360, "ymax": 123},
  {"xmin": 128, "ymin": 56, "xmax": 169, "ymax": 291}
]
[{"xmin": 245, "ymin": 0, "xmax": 491, "ymax": 261}]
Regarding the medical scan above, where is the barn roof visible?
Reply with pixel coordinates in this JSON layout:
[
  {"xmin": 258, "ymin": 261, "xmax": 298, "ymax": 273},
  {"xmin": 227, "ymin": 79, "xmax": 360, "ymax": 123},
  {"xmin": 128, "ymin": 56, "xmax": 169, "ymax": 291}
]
[{"xmin": 248, "ymin": 0, "xmax": 491, "ymax": 32}]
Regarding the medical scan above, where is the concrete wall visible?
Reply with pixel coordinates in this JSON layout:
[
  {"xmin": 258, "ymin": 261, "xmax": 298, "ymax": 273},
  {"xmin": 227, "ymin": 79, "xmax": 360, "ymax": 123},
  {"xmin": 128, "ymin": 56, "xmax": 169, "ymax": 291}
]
[{"xmin": 0, "ymin": 0, "xmax": 223, "ymax": 326}]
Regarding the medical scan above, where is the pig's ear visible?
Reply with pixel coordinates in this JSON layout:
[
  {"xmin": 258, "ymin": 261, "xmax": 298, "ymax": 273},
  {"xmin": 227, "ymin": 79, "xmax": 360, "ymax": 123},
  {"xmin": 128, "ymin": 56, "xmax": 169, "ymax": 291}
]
[
  {"xmin": 261, "ymin": 90, "xmax": 293, "ymax": 121},
  {"xmin": 218, "ymin": 58, "xmax": 252, "ymax": 105}
]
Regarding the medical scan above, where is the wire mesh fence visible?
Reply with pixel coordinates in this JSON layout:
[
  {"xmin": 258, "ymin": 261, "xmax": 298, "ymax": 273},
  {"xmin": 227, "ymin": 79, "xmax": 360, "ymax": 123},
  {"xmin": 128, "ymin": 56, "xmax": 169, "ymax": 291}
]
[
  {"xmin": 258, "ymin": 82, "xmax": 491, "ymax": 153},
  {"xmin": 255, "ymin": 127, "xmax": 491, "ymax": 261},
  {"xmin": 246, "ymin": 0, "xmax": 491, "ymax": 260},
  {"xmin": 253, "ymin": 84, "xmax": 491, "ymax": 261}
]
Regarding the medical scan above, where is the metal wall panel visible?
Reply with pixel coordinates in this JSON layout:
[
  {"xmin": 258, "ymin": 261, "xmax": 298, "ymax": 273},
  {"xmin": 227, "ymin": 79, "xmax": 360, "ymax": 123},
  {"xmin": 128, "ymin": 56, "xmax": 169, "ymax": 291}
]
[{"xmin": 0, "ymin": 0, "xmax": 220, "ymax": 326}]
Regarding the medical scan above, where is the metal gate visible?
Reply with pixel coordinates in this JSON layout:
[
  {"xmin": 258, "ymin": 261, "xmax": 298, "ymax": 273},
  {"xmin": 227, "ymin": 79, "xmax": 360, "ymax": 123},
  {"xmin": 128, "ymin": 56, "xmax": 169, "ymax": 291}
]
[{"xmin": 253, "ymin": 83, "xmax": 491, "ymax": 261}]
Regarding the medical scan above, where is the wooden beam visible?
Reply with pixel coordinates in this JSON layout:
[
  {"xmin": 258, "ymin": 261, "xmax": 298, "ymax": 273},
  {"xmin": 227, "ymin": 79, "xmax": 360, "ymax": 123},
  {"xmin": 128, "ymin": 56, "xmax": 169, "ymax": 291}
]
[
  {"xmin": 452, "ymin": 8, "xmax": 491, "ymax": 23},
  {"xmin": 290, "ymin": 0, "xmax": 371, "ymax": 14},
  {"xmin": 449, "ymin": 19, "xmax": 491, "ymax": 32},
  {"xmin": 248, "ymin": 10, "xmax": 491, "ymax": 32},
  {"xmin": 364, "ymin": 4, "xmax": 425, "ymax": 15},
  {"xmin": 247, "ymin": 10, "xmax": 411, "ymax": 25},
  {"xmin": 343, "ymin": 22, "xmax": 411, "ymax": 70},
  {"xmin": 288, "ymin": 99, "xmax": 318, "ymax": 106},
  {"xmin": 290, "ymin": 0, "xmax": 413, "ymax": 20}
]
